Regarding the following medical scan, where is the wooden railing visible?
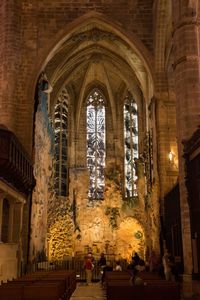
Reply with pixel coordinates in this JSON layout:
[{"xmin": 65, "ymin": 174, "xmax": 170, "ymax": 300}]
[
  {"xmin": 23, "ymin": 260, "xmax": 129, "ymax": 282},
  {"xmin": 0, "ymin": 126, "xmax": 35, "ymax": 194}
]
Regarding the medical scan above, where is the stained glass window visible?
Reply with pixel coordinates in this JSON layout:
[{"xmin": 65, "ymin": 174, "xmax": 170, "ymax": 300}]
[
  {"xmin": 54, "ymin": 91, "xmax": 68, "ymax": 196},
  {"xmin": 124, "ymin": 94, "xmax": 138, "ymax": 197},
  {"xmin": 86, "ymin": 89, "xmax": 106, "ymax": 200}
]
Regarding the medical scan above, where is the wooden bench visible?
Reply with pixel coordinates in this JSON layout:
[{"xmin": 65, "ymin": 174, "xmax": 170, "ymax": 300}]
[
  {"xmin": 106, "ymin": 281, "xmax": 180, "ymax": 300},
  {"xmin": 105, "ymin": 271, "xmax": 180, "ymax": 300},
  {"xmin": 23, "ymin": 282, "xmax": 65, "ymax": 300},
  {"xmin": 0, "ymin": 269, "xmax": 76, "ymax": 300},
  {"xmin": 0, "ymin": 284, "xmax": 24, "ymax": 300}
]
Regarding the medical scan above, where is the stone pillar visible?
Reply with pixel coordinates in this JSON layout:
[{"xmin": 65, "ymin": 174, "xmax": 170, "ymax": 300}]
[
  {"xmin": 172, "ymin": 2, "xmax": 200, "ymax": 281},
  {"xmin": 0, "ymin": 192, "xmax": 5, "ymax": 242},
  {"xmin": 8, "ymin": 201, "xmax": 15, "ymax": 243},
  {"xmin": 153, "ymin": 0, "xmax": 178, "ymax": 214},
  {"xmin": 18, "ymin": 203, "xmax": 24, "ymax": 241},
  {"xmin": 17, "ymin": 202, "xmax": 24, "ymax": 276}
]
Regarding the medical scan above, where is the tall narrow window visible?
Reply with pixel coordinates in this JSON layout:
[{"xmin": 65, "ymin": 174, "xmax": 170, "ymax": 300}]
[
  {"xmin": 124, "ymin": 94, "xmax": 139, "ymax": 197},
  {"xmin": 54, "ymin": 91, "xmax": 68, "ymax": 196},
  {"xmin": 86, "ymin": 89, "xmax": 106, "ymax": 200}
]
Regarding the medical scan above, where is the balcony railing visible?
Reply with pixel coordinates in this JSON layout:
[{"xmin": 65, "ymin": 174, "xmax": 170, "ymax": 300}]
[{"xmin": 0, "ymin": 126, "xmax": 35, "ymax": 194}]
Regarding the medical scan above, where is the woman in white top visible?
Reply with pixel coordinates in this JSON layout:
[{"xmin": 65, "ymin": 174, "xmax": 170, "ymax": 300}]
[{"xmin": 115, "ymin": 261, "xmax": 122, "ymax": 271}]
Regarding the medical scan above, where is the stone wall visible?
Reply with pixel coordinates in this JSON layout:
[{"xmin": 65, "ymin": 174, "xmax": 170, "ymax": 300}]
[
  {"xmin": 46, "ymin": 157, "xmax": 160, "ymax": 261},
  {"xmin": 0, "ymin": 1, "xmax": 22, "ymax": 132},
  {"xmin": 29, "ymin": 88, "xmax": 54, "ymax": 262}
]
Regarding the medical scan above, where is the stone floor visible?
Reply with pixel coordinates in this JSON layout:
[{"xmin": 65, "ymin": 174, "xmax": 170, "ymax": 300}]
[
  {"xmin": 70, "ymin": 280, "xmax": 200, "ymax": 300},
  {"xmin": 70, "ymin": 282, "xmax": 106, "ymax": 300}
]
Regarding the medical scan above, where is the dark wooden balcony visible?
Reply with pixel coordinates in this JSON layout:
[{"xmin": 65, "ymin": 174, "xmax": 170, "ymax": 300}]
[{"xmin": 0, "ymin": 126, "xmax": 35, "ymax": 195}]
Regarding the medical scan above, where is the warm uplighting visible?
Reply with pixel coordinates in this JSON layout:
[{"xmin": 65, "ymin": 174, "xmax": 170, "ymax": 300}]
[
  {"xmin": 169, "ymin": 151, "xmax": 175, "ymax": 163},
  {"xmin": 168, "ymin": 151, "xmax": 178, "ymax": 169}
]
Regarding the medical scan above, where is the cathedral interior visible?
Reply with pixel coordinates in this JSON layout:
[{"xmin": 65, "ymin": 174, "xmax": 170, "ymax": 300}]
[{"xmin": 0, "ymin": 0, "xmax": 200, "ymax": 297}]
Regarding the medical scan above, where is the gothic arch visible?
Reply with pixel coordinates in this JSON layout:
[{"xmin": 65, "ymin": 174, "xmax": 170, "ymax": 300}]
[{"xmin": 28, "ymin": 11, "xmax": 155, "ymax": 114}]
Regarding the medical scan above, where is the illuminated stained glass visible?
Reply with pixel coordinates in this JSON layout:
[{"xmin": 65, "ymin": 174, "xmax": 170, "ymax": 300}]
[
  {"xmin": 54, "ymin": 92, "xmax": 68, "ymax": 196},
  {"xmin": 87, "ymin": 90, "xmax": 106, "ymax": 200},
  {"xmin": 124, "ymin": 94, "xmax": 138, "ymax": 197}
]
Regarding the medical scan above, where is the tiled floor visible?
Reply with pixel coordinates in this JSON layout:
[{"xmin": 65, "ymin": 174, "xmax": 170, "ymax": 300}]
[{"xmin": 70, "ymin": 282, "xmax": 106, "ymax": 300}]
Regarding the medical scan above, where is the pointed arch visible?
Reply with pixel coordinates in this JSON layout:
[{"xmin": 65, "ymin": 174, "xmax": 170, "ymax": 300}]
[{"xmin": 27, "ymin": 11, "xmax": 155, "ymax": 106}]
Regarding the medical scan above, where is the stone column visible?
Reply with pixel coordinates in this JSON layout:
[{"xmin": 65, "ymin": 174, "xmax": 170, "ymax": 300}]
[
  {"xmin": 17, "ymin": 202, "xmax": 24, "ymax": 276},
  {"xmin": 0, "ymin": 192, "xmax": 5, "ymax": 242},
  {"xmin": 153, "ymin": 0, "xmax": 178, "ymax": 212},
  {"xmin": 8, "ymin": 201, "xmax": 15, "ymax": 243},
  {"xmin": 172, "ymin": 2, "xmax": 200, "ymax": 282}
]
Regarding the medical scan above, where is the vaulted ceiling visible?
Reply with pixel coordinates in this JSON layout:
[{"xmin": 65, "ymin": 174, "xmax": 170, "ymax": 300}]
[{"xmin": 44, "ymin": 21, "xmax": 154, "ymax": 114}]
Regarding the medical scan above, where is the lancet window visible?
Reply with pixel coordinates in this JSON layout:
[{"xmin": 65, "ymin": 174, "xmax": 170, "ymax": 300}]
[
  {"xmin": 124, "ymin": 94, "xmax": 139, "ymax": 197},
  {"xmin": 54, "ymin": 92, "xmax": 69, "ymax": 196},
  {"xmin": 86, "ymin": 89, "xmax": 106, "ymax": 200}
]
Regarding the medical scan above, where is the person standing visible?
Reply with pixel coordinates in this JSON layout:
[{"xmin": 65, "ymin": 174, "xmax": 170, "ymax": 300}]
[
  {"xmin": 85, "ymin": 256, "xmax": 93, "ymax": 285},
  {"xmin": 101, "ymin": 261, "xmax": 113, "ymax": 285},
  {"xmin": 115, "ymin": 260, "xmax": 122, "ymax": 271},
  {"xmin": 132, "ymin": 252, "xmax": 140, "ymax": 265},
  {"xmin": 149, "ymin": 251, "xmax": 159, "ymax": 272},
  {"xmin": 98, "ymin": 253, "xmax": 107, "ymax": 281},
  {"xmin": 162, "ymin": 249, "xmax": 172, "ymax": 281},
  {"xmin": 98, "ymin": 253, "xmax": 106, "ymax": 267}
]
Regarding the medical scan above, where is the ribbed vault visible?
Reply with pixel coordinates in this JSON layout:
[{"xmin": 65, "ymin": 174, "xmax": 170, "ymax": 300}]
[{"xmin": 44, "ymin": 18, "xmax": 154, "ymax": 118}]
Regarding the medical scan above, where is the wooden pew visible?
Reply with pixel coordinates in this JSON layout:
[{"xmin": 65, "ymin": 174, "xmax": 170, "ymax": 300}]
[
  {"xmin": 45, "ymin": 270, "xmax": 76, "ymax": 297},
  {"xmin": 106, "ymin": 281, "xmax": 180, "ymax": 300},
  {"xmin": 0, "ymin": 284, "xmax": 24, "ymax": 300},
  {"xmin": 23, "ymin": 282, "xmax": 65, "ymax": 300},
  {"xmin": 105, "ymin": 271, "xmax": 180, "ymax": 300},
  {"xmin": 0, "ymin": 269, "xmax": 77, "ymax": 300}
]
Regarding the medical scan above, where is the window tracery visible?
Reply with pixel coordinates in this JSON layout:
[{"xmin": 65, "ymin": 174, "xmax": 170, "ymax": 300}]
[
  {"xmin": 54, "ymin": 91, "xmax": 69, "ymax": 196},
  {"xmin": 124, "ymin": 94, "xmax": 139, "ymax": 197},
  {"xmin": 86, "ymin": 89, "xmax": 106, "ymax": 200}
]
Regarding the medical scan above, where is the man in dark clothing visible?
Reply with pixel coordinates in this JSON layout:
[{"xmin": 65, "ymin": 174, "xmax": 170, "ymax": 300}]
[
  {"xmin": 101, "ymin": 261, "xmax": 113, "ymax": 285},
  {"xmin": 98, "ymin": 253, "xmax": 106, "ymax": 267},
  {"xmin": 132, "ymin": 252, "xmax": 140, "ymax": 265}
]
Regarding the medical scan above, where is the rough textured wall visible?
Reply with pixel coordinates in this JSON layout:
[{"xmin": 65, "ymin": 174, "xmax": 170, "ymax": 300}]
[
  {"xmin": 47, "ymin": 159, "xmax": 160, "ymax": 261},
  {"xmin": 29, "ymin": 88, "xmax": 54, "ymax": 261},
  {"xmin": 47, "ymin": 195, "xmax": 74, "ymax": 260}
]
